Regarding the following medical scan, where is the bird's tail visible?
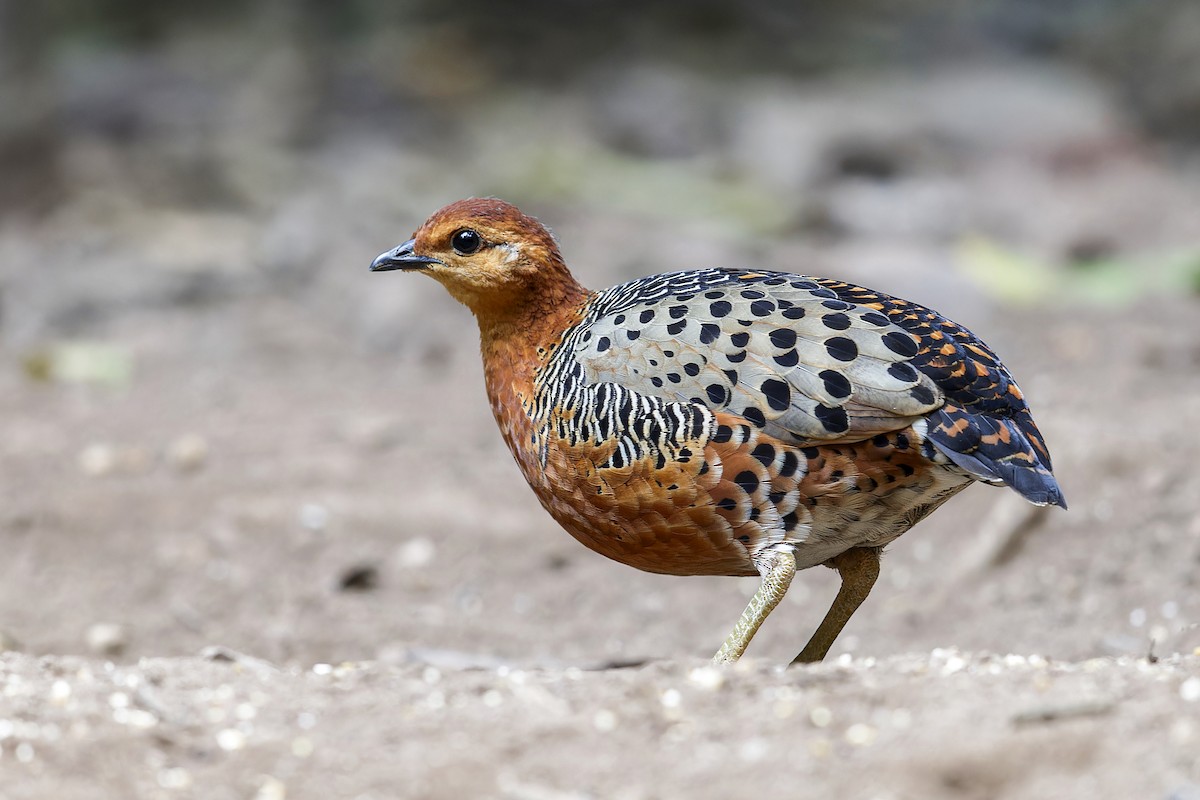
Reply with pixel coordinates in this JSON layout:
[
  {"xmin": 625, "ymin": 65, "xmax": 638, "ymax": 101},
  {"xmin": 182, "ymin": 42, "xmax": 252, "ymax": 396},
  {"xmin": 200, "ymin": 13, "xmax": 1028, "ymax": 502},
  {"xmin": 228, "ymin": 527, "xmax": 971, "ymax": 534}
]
[{"xmin": 927, "ymin": 404, "xmax": 1066, "ymax": 508}]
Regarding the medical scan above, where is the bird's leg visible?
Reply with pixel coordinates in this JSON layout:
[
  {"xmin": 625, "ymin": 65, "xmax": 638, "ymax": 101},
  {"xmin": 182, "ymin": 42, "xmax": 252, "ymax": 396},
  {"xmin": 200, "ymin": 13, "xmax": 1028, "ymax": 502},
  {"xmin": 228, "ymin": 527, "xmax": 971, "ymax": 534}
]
[
  {"xmin": 792, "ymin": 546, "xmax": 881, "ymax": 664},
  {"xmin": 712, "ymin": 548, "xmax": 796, "ymax": 665}
]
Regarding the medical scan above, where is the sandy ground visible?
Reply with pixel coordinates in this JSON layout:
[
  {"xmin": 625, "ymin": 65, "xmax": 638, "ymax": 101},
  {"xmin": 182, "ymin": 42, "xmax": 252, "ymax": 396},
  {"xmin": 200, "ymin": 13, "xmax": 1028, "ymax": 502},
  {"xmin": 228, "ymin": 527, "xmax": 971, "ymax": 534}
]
[
  {"xmin": 2, "ymin": 650, "xmax": 1199, "ymax": 800},
  {"xmin": 2, "ymin": 61, "xmax": 1200, "ymax": 798}
]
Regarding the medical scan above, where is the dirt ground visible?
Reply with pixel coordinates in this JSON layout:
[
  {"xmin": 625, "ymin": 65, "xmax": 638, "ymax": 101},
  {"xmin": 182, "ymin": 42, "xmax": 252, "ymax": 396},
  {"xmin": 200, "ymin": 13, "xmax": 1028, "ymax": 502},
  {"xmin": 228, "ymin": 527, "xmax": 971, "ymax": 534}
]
[{"xmin": 2, "ymin": 59, "xmax": 1200, "ymax": 799}]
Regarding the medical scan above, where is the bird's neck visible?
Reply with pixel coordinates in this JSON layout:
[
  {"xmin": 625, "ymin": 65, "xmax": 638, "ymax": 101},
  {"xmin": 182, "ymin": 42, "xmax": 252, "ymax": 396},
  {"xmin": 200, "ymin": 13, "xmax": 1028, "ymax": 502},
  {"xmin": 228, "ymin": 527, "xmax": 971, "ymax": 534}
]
[{"xmin": 477, "ymin": 281, "xmax": 592, "ymax": 476}]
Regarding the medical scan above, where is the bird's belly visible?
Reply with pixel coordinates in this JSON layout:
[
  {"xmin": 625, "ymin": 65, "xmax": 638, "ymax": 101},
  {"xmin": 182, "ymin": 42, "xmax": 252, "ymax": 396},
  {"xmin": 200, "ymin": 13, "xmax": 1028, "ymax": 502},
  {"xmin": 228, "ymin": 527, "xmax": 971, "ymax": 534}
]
[
  {"xmin": 787, "ymin": 463, "xmax": 973, "ymax": 569},
  {"xmin": 519, "ymin": 436, "xmax": 760, "ymax": 577},
  {"xmin": 511, "ymin": 424, "xmax": 973, "ymax": 578}
]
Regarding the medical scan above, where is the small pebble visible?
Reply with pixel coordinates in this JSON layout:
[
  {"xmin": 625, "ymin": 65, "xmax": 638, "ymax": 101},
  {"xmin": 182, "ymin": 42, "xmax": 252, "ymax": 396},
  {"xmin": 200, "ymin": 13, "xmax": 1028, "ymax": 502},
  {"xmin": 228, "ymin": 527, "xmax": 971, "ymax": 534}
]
[
  {"xmin": 78, "ymin": 444, "xmax": 118, "ymax": 477},
  {"xmin": 738, "ymin": 738, "xmax": 769, "ymax": 763},
  {"xmin": 298, "ymin": 504, "xmax": 329, "ymax": 532},
  {"xmin": 50, "ymin": 680, "xmax": 71, "ymax": 706},
  {"xmin": 338, "ymin": 564, "xmax": 379, "ymax": 592},
  {"xmin": 1180, "ymin": 677, "xmax": 1200, "ymax": 703},
  {"xmin": 592, "ymin": 709, "xmax": 618, "ymax": 731},
  {"xmin": 808, "ymin": 737, "xmax": 832, "ymax": 759},
  {"xmin": 941, "ymin": 655, "xmax": 967, "ymax": 675},
  {"xmin": 0, "ymin": 630, "xmax": 22, "ymax": 652},
  {"xmin": 810, "ymin": 706, "xmax": 833, "ymax": 728},
  {"xmin": 157, "ymin": 767, "xmax": 192, "ymax": 790},
  {"xmin": 687, "ymin": 666, "xmax": 724, "ymax": 691},
  {"xmin": 845, "ymin": 723, "xmax": 877, "ymax": 746},
  {"xmin": 86, "ymin": 623, "xmax": 129, "ymax": 657},
  {"xmin": 166, "ymin": 434, "xmax": 209, "ymax": 472},
  {"xmin": 255, "ymin": 776, "xmax": 287, "ymax": 800},
  {"xmin": 397, "ymin": 538, "xmax": 435, "ymax": 569},
  {"xmin": 216, "ymin": 728, "xmax": 246, "ymax": 751}
]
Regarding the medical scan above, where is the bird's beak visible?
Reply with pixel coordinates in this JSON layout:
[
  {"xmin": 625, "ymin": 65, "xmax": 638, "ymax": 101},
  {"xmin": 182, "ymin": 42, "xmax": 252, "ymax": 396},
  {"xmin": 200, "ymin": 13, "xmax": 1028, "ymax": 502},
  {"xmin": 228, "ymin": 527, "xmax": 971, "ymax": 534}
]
[{"xmin": 370, "ymin": 239, "xmax": 441, "ymax": 272}]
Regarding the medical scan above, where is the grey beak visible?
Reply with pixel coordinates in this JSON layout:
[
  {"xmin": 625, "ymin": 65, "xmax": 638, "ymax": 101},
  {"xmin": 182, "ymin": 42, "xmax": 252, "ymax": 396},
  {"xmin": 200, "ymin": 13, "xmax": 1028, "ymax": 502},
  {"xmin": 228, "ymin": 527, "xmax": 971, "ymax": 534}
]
[{"xmin": 370, "ymin": 239, "xmax": 441, "ymax": 272}]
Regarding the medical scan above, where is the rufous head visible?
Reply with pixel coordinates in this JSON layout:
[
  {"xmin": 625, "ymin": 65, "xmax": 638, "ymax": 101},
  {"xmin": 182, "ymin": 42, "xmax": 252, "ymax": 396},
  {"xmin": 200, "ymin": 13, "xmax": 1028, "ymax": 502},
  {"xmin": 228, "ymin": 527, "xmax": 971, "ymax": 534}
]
[{"xmin": 371, "ymin": 198, "xmax": 582, "ymax": 321}]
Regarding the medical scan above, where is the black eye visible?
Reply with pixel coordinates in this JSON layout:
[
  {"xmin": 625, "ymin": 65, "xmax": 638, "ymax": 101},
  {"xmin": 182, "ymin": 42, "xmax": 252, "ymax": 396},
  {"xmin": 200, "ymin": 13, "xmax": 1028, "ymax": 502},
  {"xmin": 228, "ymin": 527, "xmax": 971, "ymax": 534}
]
[{"xmin": 451, "ymin": 229, "xmax": 482, "ymax": 255}]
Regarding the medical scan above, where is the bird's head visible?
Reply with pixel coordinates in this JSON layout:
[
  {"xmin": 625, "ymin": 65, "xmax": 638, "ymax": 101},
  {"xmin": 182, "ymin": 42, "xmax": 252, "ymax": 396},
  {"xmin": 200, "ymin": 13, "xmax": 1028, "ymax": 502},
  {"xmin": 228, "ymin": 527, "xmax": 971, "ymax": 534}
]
[{"xmin": 371, "ymin": 198, "xmax": 584, "ymax": 323}]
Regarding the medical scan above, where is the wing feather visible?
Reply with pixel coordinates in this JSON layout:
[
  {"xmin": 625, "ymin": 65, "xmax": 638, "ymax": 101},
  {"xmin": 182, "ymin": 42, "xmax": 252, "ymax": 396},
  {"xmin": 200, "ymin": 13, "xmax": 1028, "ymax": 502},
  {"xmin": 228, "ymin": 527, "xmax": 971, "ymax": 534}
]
[{"xmin": 573, "ymin": 272, "xmax": 943, "ymax": 445}]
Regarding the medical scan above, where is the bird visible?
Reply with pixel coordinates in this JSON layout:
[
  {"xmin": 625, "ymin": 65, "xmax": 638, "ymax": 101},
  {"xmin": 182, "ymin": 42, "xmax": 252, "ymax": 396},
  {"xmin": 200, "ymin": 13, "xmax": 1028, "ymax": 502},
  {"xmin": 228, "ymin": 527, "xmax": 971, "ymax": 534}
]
[{"xmin": 370, "ymin": 198, "xmax": 1066, "ymax": 665}]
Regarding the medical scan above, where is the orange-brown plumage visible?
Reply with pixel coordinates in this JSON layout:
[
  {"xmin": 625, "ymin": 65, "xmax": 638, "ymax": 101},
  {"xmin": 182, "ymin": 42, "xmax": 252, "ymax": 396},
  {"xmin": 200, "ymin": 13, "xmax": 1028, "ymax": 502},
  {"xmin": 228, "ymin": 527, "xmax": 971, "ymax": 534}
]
[{"xmin": 371, "ymin": 198, "xmax": 1065, "ymax": 663}]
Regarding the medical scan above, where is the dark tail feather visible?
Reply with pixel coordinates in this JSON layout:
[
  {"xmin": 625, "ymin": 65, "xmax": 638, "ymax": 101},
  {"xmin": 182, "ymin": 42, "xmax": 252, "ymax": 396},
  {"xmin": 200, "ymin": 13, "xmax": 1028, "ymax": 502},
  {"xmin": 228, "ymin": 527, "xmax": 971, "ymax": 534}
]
[{"xmin": 928, "ymin": 405, "xmax": 1067, "ymax": 509}]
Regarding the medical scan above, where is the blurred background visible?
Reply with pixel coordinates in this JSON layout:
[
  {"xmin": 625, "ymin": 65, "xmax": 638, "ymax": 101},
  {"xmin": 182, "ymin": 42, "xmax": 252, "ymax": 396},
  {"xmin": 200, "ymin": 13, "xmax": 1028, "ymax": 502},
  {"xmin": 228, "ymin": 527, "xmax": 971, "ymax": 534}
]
[{"xmin": 2, "ymin": 0, "xmax": 1199, "ymax": 668}]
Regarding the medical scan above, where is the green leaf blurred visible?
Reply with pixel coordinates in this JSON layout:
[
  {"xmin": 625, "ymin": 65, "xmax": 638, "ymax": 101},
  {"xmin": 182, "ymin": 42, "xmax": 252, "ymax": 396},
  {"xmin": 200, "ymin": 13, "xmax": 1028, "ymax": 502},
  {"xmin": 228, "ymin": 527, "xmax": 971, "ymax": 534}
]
[
  {"xmin": 958, "ymin": 236, "xmax": 1200, "ymax": 307},
  {"xmin": 23, "ymin": 342, "xmax": 134, "ymax": 389}
]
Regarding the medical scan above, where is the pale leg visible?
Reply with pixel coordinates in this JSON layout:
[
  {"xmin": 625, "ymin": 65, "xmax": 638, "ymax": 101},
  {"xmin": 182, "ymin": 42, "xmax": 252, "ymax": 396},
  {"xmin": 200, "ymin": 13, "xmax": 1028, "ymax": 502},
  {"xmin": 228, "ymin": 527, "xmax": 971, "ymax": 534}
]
[{"xmin": 712, "ymin": 548, "xmax": 796, "ymax": 665}]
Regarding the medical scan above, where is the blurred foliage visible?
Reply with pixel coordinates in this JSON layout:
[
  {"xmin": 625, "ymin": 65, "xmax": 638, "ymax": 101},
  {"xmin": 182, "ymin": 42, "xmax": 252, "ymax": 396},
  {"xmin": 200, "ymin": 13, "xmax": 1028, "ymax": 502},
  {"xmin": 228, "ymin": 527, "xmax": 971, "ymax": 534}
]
[
  {"xmin": 3, "ymin": 0, "xmax": 1198, "ymax": 108},
  {"xmin": 3, "ymin": 0, "xmax": 1199, "ymax": 147},
  {"xmin": 22, "ymin": 341, "xmax": 134, "ymax": 388},
  {"xmin": 959, "ymin": 237, "xmax": 1200, "ymax": 307}
]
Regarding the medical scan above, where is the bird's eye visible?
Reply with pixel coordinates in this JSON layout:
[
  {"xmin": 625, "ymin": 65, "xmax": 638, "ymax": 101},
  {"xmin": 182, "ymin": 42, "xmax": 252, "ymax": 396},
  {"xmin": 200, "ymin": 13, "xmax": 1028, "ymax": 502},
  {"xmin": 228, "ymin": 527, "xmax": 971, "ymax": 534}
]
[{"xmin": 451, "ymin": 229, "xmax": 483, "ymax": 255}]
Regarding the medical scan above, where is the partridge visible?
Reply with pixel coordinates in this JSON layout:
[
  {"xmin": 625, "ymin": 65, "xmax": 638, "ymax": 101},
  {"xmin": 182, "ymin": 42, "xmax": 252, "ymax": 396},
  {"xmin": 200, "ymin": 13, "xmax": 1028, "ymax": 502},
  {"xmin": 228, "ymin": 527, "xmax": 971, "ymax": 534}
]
[{"xmin": 371, "ymin": 198, "xmax": 1066, "ymax": 664}]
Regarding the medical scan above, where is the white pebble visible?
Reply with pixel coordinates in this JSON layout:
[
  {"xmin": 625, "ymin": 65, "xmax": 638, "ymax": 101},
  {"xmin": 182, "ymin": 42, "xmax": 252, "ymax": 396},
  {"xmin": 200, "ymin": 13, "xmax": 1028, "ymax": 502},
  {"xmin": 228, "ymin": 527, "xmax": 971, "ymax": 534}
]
[
  {"xmin": 686, "ymin": 666, "xmax": 724, "ymax": 691},
  {"xmin": 216, "ymin": 728, "xmax": 246, "ymax": 751},
  {"xmin": 298, "ymin": 504, "xmax": 329, "ymax": 532},
  {"xmin": 255, "ymin": 776, "xmax": 287, "ymax": 800},
  {"xmin": 1180, "ymin": 677, "xmax": 1200, "ymax": 703},
  {"xmin": 592, "ymin": 709, "xmax": 618, "ymax": 731},
  {"xmin": 86, "ymin": 623, "xmax": 129, "ymax": 656},
  {"xmin": 482, "ymin": 690, "xmax": 504, "ymax": 708},
  {"xmin": 291, "ymin": 737, "xmax": 314, "ymax": 758},
  {"xmin": 1161, "ymin": 600, "xmax": 1179, "ymax": 619},
  {"xmin": 116, "ymin": 709, "xmax": 157, "ymax": 729},
  {"xmin": 50, "ymin": 680, "xmax": 71, "ymax": 705},
  {"xmin": 845, "ymin": 723, "xmax": 877, "ymax": 746},
  {"xmin": 1129, "ymin": 608, "xmax": 1147, "ymax": 628},
  {"xmin": 942, "ymin": 655, "xmax": 967, "ymax": 675},
  {"xmin": 311, "ymin": 663, "xmax": 332, "ymax": 676},
  {"xmin": 157, "ymin": 767, "xmax": 192, "ymax": 790},
  {"xmin": 78, "ymin": 444, "xmax": 117, "ymax": 476},
  {"xmin": 660, "ymin": 689, "xmax": 682, "ymax": 709},
  {"xmin": 810, "ymin": 706, "xmax": 833, "ymax": 728},
  {"xmin": 167, "ymin": 434, "xmax": 208, "ymax": 472},
  {"xmin": 738, "ymin": 738, "xmax": 769, "ymax": 763},
  {"xmin": 397, "ymin": 538, "xmax": 436, "ymax": 569}
]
